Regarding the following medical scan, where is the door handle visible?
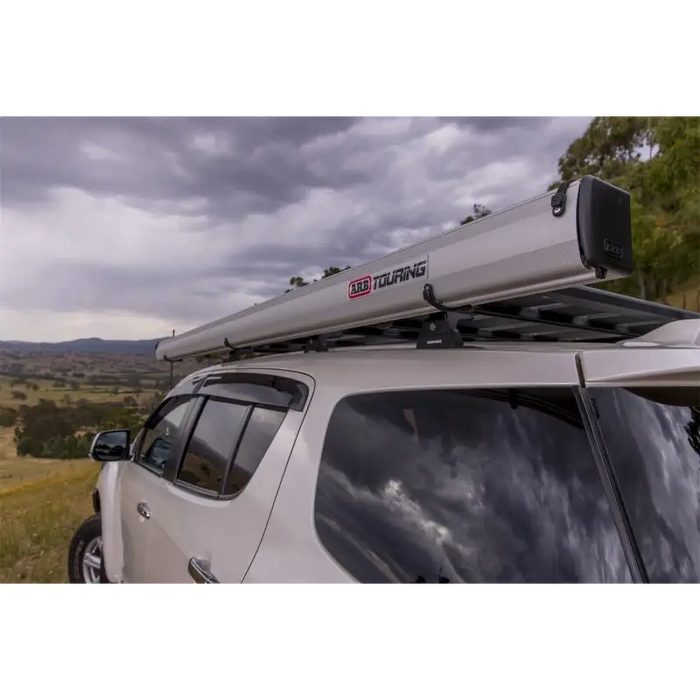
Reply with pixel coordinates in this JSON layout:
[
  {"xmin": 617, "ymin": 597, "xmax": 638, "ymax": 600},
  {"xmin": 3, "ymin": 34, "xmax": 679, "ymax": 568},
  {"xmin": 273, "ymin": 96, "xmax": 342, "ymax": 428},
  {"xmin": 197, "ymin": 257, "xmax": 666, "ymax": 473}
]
[
  {"xmin": 137, "ymin": 502, "xmax": 151, "ymax": 520},
  {"xmin": 188, "ymin": 557, "xmax": 219, "ymax": 584}
]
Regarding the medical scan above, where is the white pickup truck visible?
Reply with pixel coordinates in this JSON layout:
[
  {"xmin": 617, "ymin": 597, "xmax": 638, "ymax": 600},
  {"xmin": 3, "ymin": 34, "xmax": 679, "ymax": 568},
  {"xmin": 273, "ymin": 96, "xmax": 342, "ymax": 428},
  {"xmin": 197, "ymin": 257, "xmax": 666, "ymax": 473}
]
[{"xmin": 67, "ymin": 176, "xmax": 700, "ymax": 584}]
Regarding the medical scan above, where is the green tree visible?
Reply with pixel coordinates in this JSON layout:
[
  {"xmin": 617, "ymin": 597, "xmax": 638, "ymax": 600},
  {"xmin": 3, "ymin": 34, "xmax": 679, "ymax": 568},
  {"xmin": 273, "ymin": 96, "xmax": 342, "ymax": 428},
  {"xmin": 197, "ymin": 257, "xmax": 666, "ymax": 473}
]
[
  {"xmin": 321, "ymin": 266, "xmax": 350, "ymax": 278},
  {"xmin": 0, "ymin": 407, "xmax": 18, "ymax": 427},
  {"xmin": 16, "ymin": 436, "xmax": 40, "ymax": 457},
  {"xmin": 460, "ymin": 204, "xmax": 492, "ymax": 226},
  {"xmin": 552, "ymin": 116, "xmax": 700, "ymax": 302},
  {"xmin": 639, "ymin": 117, "xmax": 700, "ymax": 213},
  {"xmin": 286, "ymin": 265, "xmax": 351, "ymax": 293},
  {"xmin": 556, "ymin": 117, "xmax": 660, "ymax": 183},
  {"xmin": 288, "ymin": 275, "xmax": 308, "ymax": 289},
  {"xmin": 12, "ymin": 397, "xmax": 146, "ymax": 458}
]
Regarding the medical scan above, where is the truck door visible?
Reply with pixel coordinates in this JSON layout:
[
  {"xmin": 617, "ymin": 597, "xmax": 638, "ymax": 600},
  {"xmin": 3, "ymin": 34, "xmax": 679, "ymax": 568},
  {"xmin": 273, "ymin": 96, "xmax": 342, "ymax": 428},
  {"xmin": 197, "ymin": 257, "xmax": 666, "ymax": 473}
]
[
  {"xmin": 145, "ymin": 371, "xmax": 312, "ymax": 583},
  {"xmin": 115, "ymin": 394, "xmax": 201, "ymax": 583}
]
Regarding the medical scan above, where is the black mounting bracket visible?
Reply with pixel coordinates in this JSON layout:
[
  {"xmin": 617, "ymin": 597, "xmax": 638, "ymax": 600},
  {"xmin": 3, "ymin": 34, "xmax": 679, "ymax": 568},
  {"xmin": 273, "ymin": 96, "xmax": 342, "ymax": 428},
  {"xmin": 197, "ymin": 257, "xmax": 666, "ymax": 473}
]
[
  {"xmin": 304, "ymin": 335, "xmax": 329, "ymax": 353},
  {"xmin": 422, "ymin": 283, "xmax": 470, "ymax": 314},
  {"xmin": 551, "ymin": 180, "xmax": 571, "ymax": 217},
  {"xmin": 223, "ymin": 338, "xmax": 246, "ymax": 361},
  {"xmin": 416, "ymin": 312, "xmax": 464, "ymax": 349},
  {"xmin": 418, "ymin": 283, "xmax": 471, "ymax": 349}
]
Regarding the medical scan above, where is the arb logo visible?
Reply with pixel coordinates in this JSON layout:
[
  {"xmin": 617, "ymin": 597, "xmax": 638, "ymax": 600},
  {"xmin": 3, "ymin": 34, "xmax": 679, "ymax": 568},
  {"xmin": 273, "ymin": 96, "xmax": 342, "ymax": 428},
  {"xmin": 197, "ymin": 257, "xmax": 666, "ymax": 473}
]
[{"xmin": 348, "ymin": 276, "xmax": 372, "ymax": 299}]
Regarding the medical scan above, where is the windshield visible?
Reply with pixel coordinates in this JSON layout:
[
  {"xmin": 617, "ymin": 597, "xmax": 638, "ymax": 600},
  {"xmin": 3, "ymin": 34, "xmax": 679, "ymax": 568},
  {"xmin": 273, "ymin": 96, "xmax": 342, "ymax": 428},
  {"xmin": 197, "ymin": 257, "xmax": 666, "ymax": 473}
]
[{"xmin": 590, "ymin": 386, "xmax": 700, "ymax": 582}]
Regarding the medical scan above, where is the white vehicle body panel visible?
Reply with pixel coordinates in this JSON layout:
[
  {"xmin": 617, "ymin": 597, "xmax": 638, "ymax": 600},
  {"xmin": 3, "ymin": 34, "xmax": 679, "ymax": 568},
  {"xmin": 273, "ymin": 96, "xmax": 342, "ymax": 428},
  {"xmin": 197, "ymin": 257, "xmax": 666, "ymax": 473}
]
[
  {"xmin": 96, "ymin": 462, "xmax": 125, "ymax": 583},
  {"xmin": 580, "ymin": 348, "xmax": 700, "ymax": 386},
  {"xmin": 144, "ymin": 408, "xmax": 307, "ymax": 583},
  {"xmin": 243, "ymin": 348, "xmax": 586, "ymax": 583},
  {"xmin": 97, "ymin": 340, "xmax": 700, "ymax": 584},
  {"xmin": 121, "ymin": 465, "xmax": 162, "ymax": 582}
]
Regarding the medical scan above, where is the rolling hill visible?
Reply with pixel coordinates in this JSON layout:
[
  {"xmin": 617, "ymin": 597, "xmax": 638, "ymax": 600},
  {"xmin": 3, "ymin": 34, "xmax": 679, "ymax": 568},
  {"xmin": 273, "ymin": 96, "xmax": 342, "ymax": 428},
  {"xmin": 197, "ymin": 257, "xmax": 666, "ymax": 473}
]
[{"xmin": 0, "ymin": 337, "xmax": 165, "ymax": 356}]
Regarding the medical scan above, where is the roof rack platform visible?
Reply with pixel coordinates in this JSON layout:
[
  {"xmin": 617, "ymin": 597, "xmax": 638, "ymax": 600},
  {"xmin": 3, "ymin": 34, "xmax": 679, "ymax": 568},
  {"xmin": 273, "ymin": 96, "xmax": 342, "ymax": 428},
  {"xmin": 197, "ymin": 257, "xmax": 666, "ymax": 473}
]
[{"xmin": 155, "ymin": 175, "xmax": 699, "ymax": 361}]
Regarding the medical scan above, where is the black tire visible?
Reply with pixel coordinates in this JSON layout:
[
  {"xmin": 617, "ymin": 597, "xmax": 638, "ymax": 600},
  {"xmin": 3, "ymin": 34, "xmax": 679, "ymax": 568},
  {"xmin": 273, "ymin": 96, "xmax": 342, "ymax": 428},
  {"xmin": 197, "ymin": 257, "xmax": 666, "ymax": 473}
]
[{"xmin": 67, "ymin": 513, "xmax": 109, "ymax": 583}]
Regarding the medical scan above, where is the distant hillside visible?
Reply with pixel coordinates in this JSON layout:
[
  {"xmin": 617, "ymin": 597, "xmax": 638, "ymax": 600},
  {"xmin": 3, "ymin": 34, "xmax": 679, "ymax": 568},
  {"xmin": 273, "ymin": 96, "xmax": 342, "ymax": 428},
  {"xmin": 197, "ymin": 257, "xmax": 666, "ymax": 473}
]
[{"xmin": 0, "ymin": 337, "xmax": 164, "ymax": 356}]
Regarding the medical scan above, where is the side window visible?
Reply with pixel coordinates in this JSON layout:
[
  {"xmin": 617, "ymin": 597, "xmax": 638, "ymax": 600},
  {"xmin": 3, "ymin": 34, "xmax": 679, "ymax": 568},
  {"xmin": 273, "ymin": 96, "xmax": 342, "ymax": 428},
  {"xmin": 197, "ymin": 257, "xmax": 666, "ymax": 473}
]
[
  {"xmin": 137, "ymin": 396, "xmax": 194, "ymax": 471},
  {"xmin": 176, "ymin": 400, "xmax": 286, "ymax": 497},
  {"xmin": 589, "ymin": 386, "xmax": 700, "ymax": 583},
  {"xmin": 314, "ymin": 388, "xmax": 633, "ymax": 583},
  {"xmin": 177, "ymin": 400, "xmax": 249, "ymax": 494},
  {"xmin": 223, "ymin": 407, "xmax": 286, "ymax": 496}
]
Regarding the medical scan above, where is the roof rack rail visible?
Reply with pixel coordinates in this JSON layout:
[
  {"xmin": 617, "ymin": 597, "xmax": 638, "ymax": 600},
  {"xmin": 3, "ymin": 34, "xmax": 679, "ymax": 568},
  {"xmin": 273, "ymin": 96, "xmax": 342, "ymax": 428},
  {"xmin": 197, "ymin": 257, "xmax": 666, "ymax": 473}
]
[{"xmin": 155, "ymin": 176, "xmax": 700, "ymax": 362}]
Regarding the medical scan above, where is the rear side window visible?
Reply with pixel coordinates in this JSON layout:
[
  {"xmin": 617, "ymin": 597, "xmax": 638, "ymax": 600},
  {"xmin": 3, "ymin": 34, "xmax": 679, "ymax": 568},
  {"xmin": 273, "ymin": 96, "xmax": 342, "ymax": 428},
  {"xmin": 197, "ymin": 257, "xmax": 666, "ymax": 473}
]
[
  {"xmin": 223, "ymin": 407, "xmax": 286, "ymax": 496},
  {"xmin": 314, "ymin": 388, "xmax": 632, "ymax": 583},
  {"xmin": 177, "ymin": 399, "xmax": 249, "ymax": 493},
  {"xmin": 590, "ymin": 386, "xmax": 700, "ymax": 583},
  {"xmin": 175, "ymin": 399, "xmax": 287, "ymax": 498}
]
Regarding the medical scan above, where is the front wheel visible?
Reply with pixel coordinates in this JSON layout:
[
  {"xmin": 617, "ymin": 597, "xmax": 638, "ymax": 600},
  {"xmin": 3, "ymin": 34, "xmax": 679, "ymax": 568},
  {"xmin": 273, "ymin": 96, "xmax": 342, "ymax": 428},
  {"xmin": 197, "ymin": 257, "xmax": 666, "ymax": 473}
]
[{"xmin": 67, "ymin": 513, "xmax": 108, "ymax": 583}]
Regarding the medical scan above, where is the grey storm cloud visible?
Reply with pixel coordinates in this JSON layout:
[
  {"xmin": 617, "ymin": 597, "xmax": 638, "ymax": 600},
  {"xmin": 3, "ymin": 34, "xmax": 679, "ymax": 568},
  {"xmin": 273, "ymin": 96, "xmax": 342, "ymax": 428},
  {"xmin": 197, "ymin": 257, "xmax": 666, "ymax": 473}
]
[
  {"xmin": 2, "ymin": 117, "xmax": 362, "ymax": 216},
  {"xmin": 441, "ymin": 116, "xmax": 548, "ymax": 131},
  {"xmin": 0, "ymin": 116, "xmax": 591, "ymax": 340}
]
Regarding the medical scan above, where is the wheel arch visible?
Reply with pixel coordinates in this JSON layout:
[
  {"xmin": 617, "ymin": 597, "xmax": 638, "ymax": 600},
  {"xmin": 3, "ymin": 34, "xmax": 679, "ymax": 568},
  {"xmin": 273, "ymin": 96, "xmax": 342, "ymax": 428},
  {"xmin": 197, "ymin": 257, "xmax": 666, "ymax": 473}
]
[{"xmin": 92, "ymin": 487, "xmax": 101, "ymax": 513}]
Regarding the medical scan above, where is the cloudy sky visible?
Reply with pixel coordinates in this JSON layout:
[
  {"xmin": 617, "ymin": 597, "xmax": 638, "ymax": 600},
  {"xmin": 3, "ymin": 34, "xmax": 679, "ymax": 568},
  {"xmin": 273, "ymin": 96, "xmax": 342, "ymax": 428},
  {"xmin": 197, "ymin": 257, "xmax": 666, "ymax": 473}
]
[{"xmin": 0, "ymin": 116, "xmax": 591, "ymax": 342}]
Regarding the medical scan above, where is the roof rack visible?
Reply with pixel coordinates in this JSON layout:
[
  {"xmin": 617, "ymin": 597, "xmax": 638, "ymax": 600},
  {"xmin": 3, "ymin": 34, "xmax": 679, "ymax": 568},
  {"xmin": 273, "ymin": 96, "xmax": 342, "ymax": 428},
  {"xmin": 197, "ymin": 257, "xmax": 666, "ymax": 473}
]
[{"xmin": 155, "ymin": 176, "xmax": 700, "ymax": 362}]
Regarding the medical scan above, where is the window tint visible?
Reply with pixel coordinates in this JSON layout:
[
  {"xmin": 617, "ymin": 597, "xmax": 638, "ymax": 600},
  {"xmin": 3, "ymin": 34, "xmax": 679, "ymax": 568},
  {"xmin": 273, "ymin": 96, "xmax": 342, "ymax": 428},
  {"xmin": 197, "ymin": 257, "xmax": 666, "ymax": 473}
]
[
  {"xmin": 138, "ymin": 396, "xmax": 194, "ymax": 471},
  {"xmin": 177, "ymin": 399, "xmax": 249, "ymax": 493},
  {"xmin": 223, "ymin": 407, "xmax": 286, "ymax": 496},
  {"xmin": 315, "ymin": 388, "xmax": 632, "ymax": 583},
  {"xmin": 590, "ymin": 386, "xmax": 700, "ymax": 583}
]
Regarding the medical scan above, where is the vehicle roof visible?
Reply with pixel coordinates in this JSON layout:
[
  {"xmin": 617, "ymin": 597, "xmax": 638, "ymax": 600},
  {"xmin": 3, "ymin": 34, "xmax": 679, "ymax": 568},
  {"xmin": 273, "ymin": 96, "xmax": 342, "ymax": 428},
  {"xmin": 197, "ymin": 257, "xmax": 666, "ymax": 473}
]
[{"xmin": 178, "ymin": 336, "xmax": 700, "ymax": 390}]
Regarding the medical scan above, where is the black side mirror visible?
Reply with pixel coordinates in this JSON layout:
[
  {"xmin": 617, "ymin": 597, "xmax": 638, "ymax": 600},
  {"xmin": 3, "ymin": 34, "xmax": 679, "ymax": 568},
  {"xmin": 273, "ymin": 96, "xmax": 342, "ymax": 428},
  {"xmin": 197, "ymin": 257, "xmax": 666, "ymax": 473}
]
[{"xmin": 89, "ymin": 429, "xmax": 131, "ymax": 462}]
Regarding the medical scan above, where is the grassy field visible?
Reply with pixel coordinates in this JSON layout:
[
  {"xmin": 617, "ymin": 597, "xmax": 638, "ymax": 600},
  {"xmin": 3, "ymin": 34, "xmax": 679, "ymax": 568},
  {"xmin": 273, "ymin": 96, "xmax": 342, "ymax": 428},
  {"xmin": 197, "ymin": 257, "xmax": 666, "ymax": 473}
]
[
  {"xmin": 0, "ymin": 426, "xmax": 98, "ymax": 583},
  {"xmin": 0, "ymin": 465, "xmax": 97, "ymax": 583},
  {"xmin": 0, "ymin": 375, "xmax": 158, "ymax": 409},
  {"xmin": 0, "ymin": 427, "xmax": 93, "ymax": 492}
]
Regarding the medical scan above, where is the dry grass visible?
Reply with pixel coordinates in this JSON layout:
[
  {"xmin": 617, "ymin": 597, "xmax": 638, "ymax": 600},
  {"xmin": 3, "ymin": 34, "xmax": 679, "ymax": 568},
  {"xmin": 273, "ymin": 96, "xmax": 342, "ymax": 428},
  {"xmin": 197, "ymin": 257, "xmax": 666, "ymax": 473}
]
[
  {"xmin": 0, "ymin": 463, "xmax": 98, "ymax": 583},
  {"xmin": 0, "ymin": 426, "xmax": 98, "ymax": 583}
]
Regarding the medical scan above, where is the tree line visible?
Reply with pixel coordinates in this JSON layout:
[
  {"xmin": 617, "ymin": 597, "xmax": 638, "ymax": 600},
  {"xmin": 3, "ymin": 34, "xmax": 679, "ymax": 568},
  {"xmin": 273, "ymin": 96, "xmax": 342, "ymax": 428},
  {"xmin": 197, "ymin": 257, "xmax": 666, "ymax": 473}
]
[
  {"xmin": 5, "ymin": 369, "xmax": 171, "ymax": 390},
  {"xmin": 11, "ymin": 397, "xmax": 158, "ymax": 459},
  {"xmin": 550, "ymin": 117, "xmax": 699, "ymax": 302},
  {"xmin": 286, "ymin": 117, "xmax": 699, "ymax": 304}
]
